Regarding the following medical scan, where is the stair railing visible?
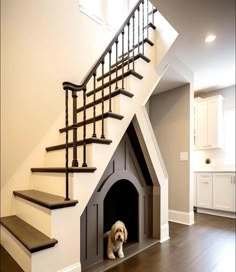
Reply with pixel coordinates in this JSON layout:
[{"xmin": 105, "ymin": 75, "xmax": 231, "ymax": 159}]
[{"xmin": 62, "ymin": 0, "xmax": 157, "ymax": 200}]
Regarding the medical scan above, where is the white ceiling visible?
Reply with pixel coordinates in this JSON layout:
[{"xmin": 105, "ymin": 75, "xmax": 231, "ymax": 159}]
[
  {"xmin": 152, "ymin": 66, "xmax": 188, "ymax": 94},
  {"xmin": 152, "ymin": 0, "xmax": 235, "ymax": 93}
]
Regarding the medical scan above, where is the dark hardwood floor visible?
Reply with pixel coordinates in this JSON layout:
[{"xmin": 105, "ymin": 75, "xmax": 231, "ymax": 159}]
[
  {"xmin": 0, "ymin": 213, "xmax": 235, "ymax": 272},
  {"xmin": 107, "ymin": 213, "xmax": 236, "ymax": 272}
]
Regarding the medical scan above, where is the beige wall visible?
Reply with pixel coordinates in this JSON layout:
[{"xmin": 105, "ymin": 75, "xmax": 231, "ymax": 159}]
[
  {"xmin": 149, "ymin": 84, "xmax": 191, "ymax": 213},
  {"xmin": 1, "ymin": 0, "xmax": 113, "ymax": 184}
]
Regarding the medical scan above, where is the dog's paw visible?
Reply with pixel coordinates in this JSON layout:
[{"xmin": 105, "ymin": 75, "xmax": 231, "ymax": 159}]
[
  {"xmin": 108, "ymin": 253, "xmax": 116, "ymax": 260},
  {"xmin": 118, "ymin": 252, "xmax": 124, "ymax": 258}
]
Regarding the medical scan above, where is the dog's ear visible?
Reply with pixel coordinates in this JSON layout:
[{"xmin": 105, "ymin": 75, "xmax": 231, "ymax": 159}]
[
  {"xmin": 123, "ymin": 225, "xmax": 128, "ymax": 243},
  {"xmin": 110, "ymin": 224, "xmax": 116, "ymax": 243}
]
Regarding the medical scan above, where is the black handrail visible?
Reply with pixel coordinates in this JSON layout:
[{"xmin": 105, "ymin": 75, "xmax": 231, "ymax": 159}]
[
  {"xmin": 62, "ymin": 0, "xmax": 157, "ymax": 201},
  {"xmin": 62, "ymin": 0, "xmax": 143, "ymax": 92}
]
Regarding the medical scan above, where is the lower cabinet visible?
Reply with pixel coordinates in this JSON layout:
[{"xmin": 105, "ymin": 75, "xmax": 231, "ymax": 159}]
[
  {"xmin": 193, "ymin": 173, "xmax": 197, "ymax": 207},
  {"xmin": 196, "ymin": 172, "xmax": 235, "ymax": 213},
  {"xmin": 196, "ymin": 173, "xmax": 213, "ymax": 209},
  {"xmin": 212, "ymin": 173, "xmax": 235, "ymax": 212}
]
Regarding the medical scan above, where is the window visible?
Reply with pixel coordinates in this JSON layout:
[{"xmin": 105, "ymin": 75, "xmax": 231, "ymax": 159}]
[
  {"xmin": 106, "ymin": 0, "xmax": 127, "ymax": 30},
  {"xmin": 80, "ymin": 0, "xmax": 103, "ymax": 23},
  {"xmin": 79, "ymin": 0, "xmax": 136, "ymax": 31},
  {"xmin": 129, "ymin": 0, "xmax": 138, "ymax": 10}
]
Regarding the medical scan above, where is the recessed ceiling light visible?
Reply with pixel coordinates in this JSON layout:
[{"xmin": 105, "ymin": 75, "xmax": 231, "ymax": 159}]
[{"xmin": 205, "ymin": 35, "xmax": 216, "ymax": 43}]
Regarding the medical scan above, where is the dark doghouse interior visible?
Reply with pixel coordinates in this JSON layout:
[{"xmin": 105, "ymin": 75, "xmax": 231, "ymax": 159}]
[{"xmin": 104, "ymin": 179, "xmax": 139, "ymax": 242}]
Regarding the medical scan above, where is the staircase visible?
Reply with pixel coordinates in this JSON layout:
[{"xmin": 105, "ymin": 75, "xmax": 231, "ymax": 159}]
[{"xmin": 0, "ymin": 1, "xmax": 176, "ymax": 271}]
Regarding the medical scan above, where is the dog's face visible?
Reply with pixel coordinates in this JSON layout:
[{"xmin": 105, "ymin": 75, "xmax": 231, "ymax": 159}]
[{"xmin": 111, "ymin": 221, "xmax": 128, "ymax": 244}]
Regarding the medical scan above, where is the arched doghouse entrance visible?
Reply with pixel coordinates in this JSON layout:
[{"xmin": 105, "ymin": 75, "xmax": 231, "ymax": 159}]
[{"xmin": 104, "ymin": 179, "xmax": 139, "ymax": 242}]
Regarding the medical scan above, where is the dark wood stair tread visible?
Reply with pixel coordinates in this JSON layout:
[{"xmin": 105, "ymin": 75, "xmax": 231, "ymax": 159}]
[
  {"xmin": 144, "ymin": 22, "xmax": 156, "ymax": 30},
  {"xmin": 118, "ymin": 38, "xmax": 154, "ymax": 60},
  {"xmin": 0, "ymin": 215, "xmax": 58, "ymax": 253},
  {"xmin": 86, "ymin": 70, "xmax": 143, "ymax": 97},
  {"xmin": 59, "ymin": 112, "xmax": 123, "ymax": 133},
  {"xmin": 0, "ymin": 244, "xmax": 24, "ymax": 272},
  {"xmin": 97, "ymin": 53, "xmax": 150, "ymax": 81},
  {"xmin": 13, "ymin": 189, "xmax": 79, "ymax": 209},
  {"xmin": 31, "ymin": 167, "xmax": 97, "ymax": 173},
  {"xmin": 77, "ymin": 89, "xmax": 133, "ymax": 113},
  {"xmin": 46, "ymin": 137, "xmax": 112, "ymax": 152},
  {"xmin": 148, "ymin": 8, "xmax": 158, "ymax": 16},
  {"xmin": 112, "ymin": 53, "xmax": 151, "ymax": 70}
]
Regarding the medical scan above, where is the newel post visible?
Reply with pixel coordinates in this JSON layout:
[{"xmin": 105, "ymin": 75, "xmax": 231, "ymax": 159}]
[
  {"xmin": 72, "ymin": 90, "xmax": 79, "ymax": 167},
  {"xmin": 63, "ymin": 84, "xmax": 81, "ymax": 201},
  {"xmin": 64, "ymin": 88, "xmax": 70, "ymax": 200}
]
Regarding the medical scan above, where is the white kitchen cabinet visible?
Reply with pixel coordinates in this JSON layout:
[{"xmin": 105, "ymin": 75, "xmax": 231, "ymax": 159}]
[
  {"xmin": 196, "ymin": 173, "xmax": 213, "ymax": 209},
  {"xmin": 193, "ymin": 173, "xmax": 197, "ymax": 207},
  {"xmin": 195, "ymin": 172, "xmax": 236, "ymax": 215},
  {"xmin": 195, "ymin": 95, "xmax": 223, "ymax": 150},
  {"xmin": 213, "ymin": 173, "xmax": 235, "ymax": 212}
]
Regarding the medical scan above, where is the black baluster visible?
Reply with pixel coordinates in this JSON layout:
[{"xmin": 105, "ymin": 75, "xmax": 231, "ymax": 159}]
[
  {"xmin": 109, "ymin": 50, "xmax": 112, "ymax": 112},
  {"xmin": 82, "ymin": 87, "xmax": 87, "ymax": 167},
  {"xmin": 132, "ymin": 13, "xmax": 135, "ymax": 71},
  {"xmin": 146, "ymin": 0, "xmax": 149, "ymax": 39},
  {"xmin": 72, "ymin": 91, "xmax": 78, "ymax": 167},
  {"xmin": 122, "ymin": 30, "xmax": 125, "ymax": 89},
  {"xmin": 101, "ymin": 60, "xmax": 105, "ymax": 139},
  {"xmin": 138, "ymin": 7, "xmax": 140, "ymax": 54},
  {"xmin": 152, "ymin": 5, "xmax": 154, "ymax": 25},
  {"xmin": 92, "ymin": 73, "xmax": 97, "ymax": 137},
  {"xmin": 115, "ymin": 40, "xmax": 119, "ymax": 90},
  {"xmin": 65, "ymin": 89, "xmax": 69, "ymax": 201},
  {"xmin": 142, "ymin": 0, "xmax": 145, "ymax": 54},
  {"xmin": 127, "ymin": 21, "xmax": 130, "ymax": 70}
]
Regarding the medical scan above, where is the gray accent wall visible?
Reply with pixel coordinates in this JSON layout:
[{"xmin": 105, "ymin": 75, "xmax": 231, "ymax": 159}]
[
  {"xmin": 149, "ymin": 84, "xmax": 191, "ymax": 213},
  {"xmin": 80, "ymin": 132, "xmax": 158, "ymax": 270}
]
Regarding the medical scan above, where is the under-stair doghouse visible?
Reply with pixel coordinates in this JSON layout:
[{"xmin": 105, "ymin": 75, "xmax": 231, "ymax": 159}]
[{"xmin": 81, "ymin": 126, "xmax": 160, "ymax": 270}]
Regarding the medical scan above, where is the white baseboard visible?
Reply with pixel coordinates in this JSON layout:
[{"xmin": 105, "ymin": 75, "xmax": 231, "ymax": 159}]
[
  {"xmin": 196, "ymin": 208, "xmax": 236, "ymax": 219},
  {"xmin": 168, "ymin": 209, "xmax": 195, "ymax": 225},
  {"xmin": 58, "ymin": 262, "xmax": 81, "ymax": 272},
  {"xmin": 160, "ymin": 223, "xmax": 170, "ymax": 243}
]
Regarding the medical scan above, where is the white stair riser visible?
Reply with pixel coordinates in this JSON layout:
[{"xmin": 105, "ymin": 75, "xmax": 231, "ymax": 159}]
[
  {"xmin": 43, "ymin": 144, "xmax": 93, "ymax": 168},
  {"xmin": 31, "ymin": 139, "xmax": 112, "ymax": 197},
  {"xmin": 60, "ymin": 113, "xmax": 124, "ymax": 143},
  {"xmin": 31, "ymin": 206, "xmax": 81, "ymax": 272},
  {"xmin": 67, "ymin": 96, "xmax": 130, "ymax": 141},
  {"xmin": 1, "ymin": 205, "xmax": 81, "ymax": 272},
  {"xmin": 1, "ymin": 226, "xmax": 31, "ymax": 272},
  {"xmin": 77, "ymin": 86, "xmax": 128, "ymax": 113},
  {"xmin": 126, "ymin": 58, "xmax": 157, "ymax": 104},
  {"xmin": 77, "ymin": 94, "xmax": 123, "ymax": 120},
  {"xmin": 76, "ymin": 73, "xmax": 132, "ymax": 109},
  {"xmin": 31, "ymin": 172, "xmax": 69, "ymax": 197},
  {"xmin": 57, "ymin": 118, "xmax": 110, "ymax": 145},
  {"xmin": 14, "ymin": 197, "xmax": 52, "ymax": 237}
]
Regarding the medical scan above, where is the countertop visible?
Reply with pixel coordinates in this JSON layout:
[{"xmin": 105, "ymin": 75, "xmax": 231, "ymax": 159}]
[{"xmin": 194, "ymin": 169, "xmax": 235, "ymax": 173}]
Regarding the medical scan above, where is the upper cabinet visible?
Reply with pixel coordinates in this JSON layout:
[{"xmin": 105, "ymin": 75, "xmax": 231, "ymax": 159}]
[{"xmin": 195, "ymin": 95, "xmax": 224, "ymax": 150}]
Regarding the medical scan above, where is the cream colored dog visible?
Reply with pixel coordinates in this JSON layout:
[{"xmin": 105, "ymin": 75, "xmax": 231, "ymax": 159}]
[{"xmin": 104, "ymin": 220, "xmax": 128, "ymax": 260}]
